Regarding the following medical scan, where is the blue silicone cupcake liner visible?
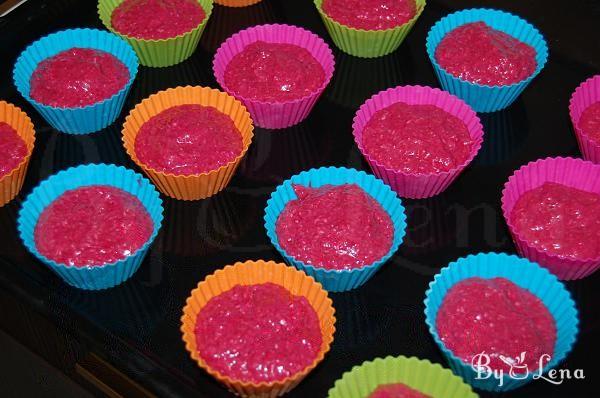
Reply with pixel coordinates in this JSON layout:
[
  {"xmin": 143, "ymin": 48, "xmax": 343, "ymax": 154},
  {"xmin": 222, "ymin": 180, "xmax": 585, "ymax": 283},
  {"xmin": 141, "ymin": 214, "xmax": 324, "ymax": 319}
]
[
  {"xmin": 264, "ymin": 167, "xmax": 407, "ymax": 292},
  {"xmin": 424, "ymin": 253, "xmax": 579, "ymax": 392},
  {"xmin": 426, "ymin": 9, "xmax": 548, "ymax": 113},
  {"xmin": 17, "ymin": 164, "xmax": 163, "ymax": 290},
  {"xmin": 13, "ymin": 28, "xmax": 139, "ymax": 134}
]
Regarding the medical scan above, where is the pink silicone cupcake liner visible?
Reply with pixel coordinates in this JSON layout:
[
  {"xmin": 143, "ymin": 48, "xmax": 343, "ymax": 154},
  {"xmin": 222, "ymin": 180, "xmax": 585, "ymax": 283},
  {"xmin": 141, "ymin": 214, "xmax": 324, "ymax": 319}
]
[
  {"xmin": 569, "ymin": 75, "xmax": 600, "ymax": 163},
  {"xmin": 501, "ymin": 156, "xmax": 600, "ymax": 280},
  {"xmin": 213, "ymin": 24, "xmax": 335, "ymax": 129},
  {"xmin": 352, "ymin": 85, "xmax": 484, "ymax": 199}
]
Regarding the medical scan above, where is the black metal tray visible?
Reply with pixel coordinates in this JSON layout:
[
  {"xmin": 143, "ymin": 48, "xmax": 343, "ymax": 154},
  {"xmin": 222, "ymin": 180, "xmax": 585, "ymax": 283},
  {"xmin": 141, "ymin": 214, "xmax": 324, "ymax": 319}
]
[{"xmin": 0, "ymin": 0, "xmax": 599, "ymax": 396}]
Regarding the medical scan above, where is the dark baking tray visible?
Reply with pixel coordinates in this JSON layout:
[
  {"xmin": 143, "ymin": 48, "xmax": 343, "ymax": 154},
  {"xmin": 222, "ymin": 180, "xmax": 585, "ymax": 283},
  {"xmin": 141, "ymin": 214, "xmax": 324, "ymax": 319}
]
[{"xmin": 0, "ymin": 0, "xmax": 599, "ymax": 397}]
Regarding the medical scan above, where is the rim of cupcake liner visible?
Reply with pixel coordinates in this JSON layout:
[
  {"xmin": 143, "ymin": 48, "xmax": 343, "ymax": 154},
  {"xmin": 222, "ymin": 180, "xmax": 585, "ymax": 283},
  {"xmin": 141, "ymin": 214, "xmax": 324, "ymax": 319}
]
[
  {"xmin": 0, "ymin": 101, "xmax": 35, "ymax": 186},
  {"xmin": 569, "ymin": 75, "xmax": 600, "ymax": 149},
  {"xmin": 327, "ymin": 355, "xmax": 478, "ymax": 398},
  {"xmin": 13, "ymin": 28, "xmax": 139, "ymax": 112},
  {"xmin": 121, "ymin": 85, "xmax": 254, "ymax": 180},
  {"xmin": 352, "ymin": 85, "xmax": 484, "ymax": 178},
  {"xmin": 263, "ymin": 166, "xmax": 407, "ymax": 278},
  {"xmin": 213, "ymin": 23, "xmax": 335, "ymax": 107},
  {"xmin": 97, "ymin": 0, "xmax": 214, "ymax": 44},
  {"xmin": 313, "ymin": 0, "xmax": 427, "ymax": 34},
  {"xmin": 425, "ymin": 8, "xmax": 549, "ymax": 89},
  {"xmin": 180, "ymin": 260, "xmax": 336, "ymax": 392},
  {"xmin": 501, "ymin": 156, "xmax": 600, "ymax": 265},
  {"xmin": 17, "ymin": 163, "xmax": 164, "ymax": 272},
  {"xmin": 215, "ymin": 0, "xmax": 262, "ymax": 7},
  {"xmin": 423, "ymin": 252, "xmax": 579, "ymax": 388}
]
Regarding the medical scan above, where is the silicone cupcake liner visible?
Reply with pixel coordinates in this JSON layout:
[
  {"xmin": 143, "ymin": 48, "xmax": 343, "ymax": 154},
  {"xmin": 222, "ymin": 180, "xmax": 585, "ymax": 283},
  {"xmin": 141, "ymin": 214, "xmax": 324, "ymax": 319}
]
[
  {"xmin": 181, "ymin": 260, "xmax": 336, "ymax": 397},
  {"xmin": 17, "ymin": 164, "xmax": 164, "ymax": 290},
  {"xmin": 13, "ymin": 28, "xmax": 138, "ymax": 134},
  {"xmin": 352, "ymin": 85, "xmax": 484, "ymax": 199},
  {"xmin": 569, "ymin": 75, "xmax": 600, "ymax": 163},
  {"xmin": 213, "ymin": 24, "xmax": 335, "ymax": 129},
  {"xmin": 314, "ymin": 0, "xmax": 426, "ymax": 58},
  {"xmin": 424, "ymin": 253, "xmax": 578, "ymax": 392},
  {"xmin": 122, "ymin": 86, "xmax": 254, "ymax": 200},
  {"xmin": 501, "ymin": 157, "xmax": 600, "ymax": 279},
  {"xmin": 98, "ymin": 0, "xmax": 213, "ymax": 67},
  {"xmin": 0, "ymin": 101, "xmax": 35, "ymax": 207},
  {"xmin": 328, "ymin": 355, "xmax": 477, "ymax": 398},
  {"xmin": 264, "ymin": 167, "xmax": 407, "ymax": 292},
  {"xmin": 215, "ymin": 0, "xmax": 261, "ymax": 7},
  {"xmin": 426, "ymin": 8, "xmax": 548, "ymax": 112}
]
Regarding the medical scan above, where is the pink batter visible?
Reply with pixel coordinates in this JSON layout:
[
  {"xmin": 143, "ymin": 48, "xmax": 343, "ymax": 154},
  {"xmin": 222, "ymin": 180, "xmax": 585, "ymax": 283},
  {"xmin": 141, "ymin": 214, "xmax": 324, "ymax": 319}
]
[
  {"xmin": 276, "ymin": 184, "xmax": 394, "ymax": 270},
  {"xmin": 34, "ymin": 186, "xmax": 153, "ymax": 267},
  {"xmin": 223, "ymin": 41, "xmax": 325, "ymax": 102},
  {"xmin": 510, "ymin": 182, "xmax": 600, "ymax": 260},
  {"xmin": 195, "ymin": 283, "xmax": 322, "ymax": 383},
  {"xmin": 30, "ymin": 48, "xmax": 129, "ymax": 108},
  {"xmin": 369, "ymin": 383, "xmax": 431, "ymax": 398},
  {"xmin": 0, "ymin": 122, "xmax": 27, "ymax": 178},
  {"xmin": 362, "ymin": 102, "xmax": 473, "ymax": 174},
  {"xmin": 322, "ymin": 0, "xmax": 416, "ymax": 30},
  {"xmin": 135, "ymin": 104, "xmax": 243, "ymax": 175},
  {"xmin": 579, "ymin": 102, "xmax": 600, "ymax": 144},
  {"xmin": 435, "ymin": 22, "xmax": 537, "ymax": 86},
  {"xmin": 111, "ymin": 0, "xmax": 205, "ymax": 40},
  {"xmin": 436, "ymin": 277, "xmax": 556, "ymax": 373}
]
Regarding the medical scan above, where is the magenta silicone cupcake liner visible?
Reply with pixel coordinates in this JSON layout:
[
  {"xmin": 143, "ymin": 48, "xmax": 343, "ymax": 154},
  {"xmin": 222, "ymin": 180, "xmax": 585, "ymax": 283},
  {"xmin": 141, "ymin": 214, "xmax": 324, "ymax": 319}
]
[
  {"xmin": 352, "ymin": 85, "xmax": 484, "ymax": 199},
  {"xmin": 569, "ymin": 75, "xmax": 600, "ymax": 163},
  {"xmin": 501, "ymin": 157, "xmax": 600, "ymax": 280},
  {"xmin": 213, "ymin": 24, "xmax": 335, "ymax": 129}
]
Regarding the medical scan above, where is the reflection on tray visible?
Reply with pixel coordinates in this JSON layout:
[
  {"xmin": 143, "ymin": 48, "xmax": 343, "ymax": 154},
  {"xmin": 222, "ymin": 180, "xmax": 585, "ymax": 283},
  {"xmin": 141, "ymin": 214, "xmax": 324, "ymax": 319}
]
[
  {"xmin": 326, "ymin": 49, "xmax": 406, "ymax": 109},
  {"xmin": 237, "ymin": 120, "xmax": 328, "ymax": 185},
  {"xmin": 199, "ymin": 0, "xmax": 278, "ymax": 53},
  {"xmin": 28, "ymin": 124, "xmax": 134, "ymax": 181},
  {"xmin": 128, "ymin": 55, "xmax": 213, "ymax": 105},
  {"xmin": 160, "ymin": 191, "xmax": 257, "ymax": 259},
  {"xmin": 401, "ymin": 195, "xmax": 455, "ymax": 255},
  {"xmin": 329, "ymin": 289, "xmax": 378, "ymax": 351},
  {"xmin": 58, "ymin": 265, "xmax": 173, "ymax": 341},
  {"xmin": 474, "ymin": 100, "xmax": 528, "ymax": 166}
]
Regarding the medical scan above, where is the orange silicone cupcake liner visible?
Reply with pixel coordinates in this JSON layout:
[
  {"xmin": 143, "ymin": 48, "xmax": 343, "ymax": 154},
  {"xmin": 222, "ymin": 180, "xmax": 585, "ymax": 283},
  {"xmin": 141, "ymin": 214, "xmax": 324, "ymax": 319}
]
[
  {"xmin": 181, "ymin": 260, "xmax": 336, "ymax": 397},
  {"xmin": 215, "ymin": 0, "xmax": 262, "ymax": 7},
  {"xmin": 122, "ymin": 86, "xmax": 254, "ymax": 200},
  {"xmin": 0, "ymin": 101, "xmax": 35, "ymax": 207}
]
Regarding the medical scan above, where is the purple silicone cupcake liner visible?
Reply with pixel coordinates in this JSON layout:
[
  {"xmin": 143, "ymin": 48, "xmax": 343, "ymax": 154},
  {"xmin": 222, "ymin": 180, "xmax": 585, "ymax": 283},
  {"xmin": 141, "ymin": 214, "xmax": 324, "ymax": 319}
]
[
  {"xmin": 501, "ymin": 157, "xmax": 600, "ymax": 280},
  {"xmin": 353, "ymin": 85, "xmax": 484, "ymax": 199},
  {"xmin": 569, "ymin": 75, "xmax": 600, "ymax": 163},
  {"xmin": 213, "ymin": 23, "xmax": 335, "ymax": 129}
]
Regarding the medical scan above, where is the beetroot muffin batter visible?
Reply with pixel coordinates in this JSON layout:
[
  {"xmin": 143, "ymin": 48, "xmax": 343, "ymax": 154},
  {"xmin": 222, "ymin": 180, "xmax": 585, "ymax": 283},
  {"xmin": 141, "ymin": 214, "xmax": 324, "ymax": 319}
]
[
  {"xmin": 510, "ymin": 182, "xmax": 600, "ymax": 260},
  {"xmin": 369, "ymin": 383, "xmax": 431, "ymax": 398},
  {"xmin": 435, "ymin": 22, "xmax": 537, "ymax": 86},
  {"xmin": 29, "ymin": 48, "xmax": 129, "ymax": 108},
  {"xmin": 194, "ymin": 283, "xmax": 322, "ymax": 382},
  {"xmin": 579, "ymin": 102, "xmax": 600, "ymax": 144},
  {"xmin": 361, "ymin": 102, "xmax": 473, "ymax": 174},
  {"xmin": 322, "ymin": 0, "xmax": 416, "ymax": 31},
  {"xmin": 276, "ymin": 184, "xmax": 394, "ymax": 270},
  {"xmin": 111, "ymin": 0, "xmax": 205, "ymax": 40},
  {"xmin": 436, "ymin": 277, "xmax": 556, "ymax": 373},
  {"xmin": 223, "ymin": 41, "xmax": 325, "ymax": 102},
  {"xmin": 134, "ymin": 104, "xmax": 243, "ymax": 175},
  {"xmin": 34, "ymin": 186, "xmax": 153, "ymax": 267},
  {"xmin": 0, "ymin": 123, "xmax": 27, "ymax": 178}
]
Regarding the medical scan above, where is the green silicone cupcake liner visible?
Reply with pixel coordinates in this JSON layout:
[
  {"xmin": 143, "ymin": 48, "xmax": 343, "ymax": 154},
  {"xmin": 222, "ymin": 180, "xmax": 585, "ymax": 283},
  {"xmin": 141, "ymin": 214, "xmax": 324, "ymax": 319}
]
[
  {"xmin": 328, "ymin": 355, "xmax": 478, "ymax": 398},
  {"xmin": 314, "ymin": 0, "xmax": 426, "ymax": 58},
  {"xmin": 98, "ymin": 0, "xmax": 214, "ymax": 67}
]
